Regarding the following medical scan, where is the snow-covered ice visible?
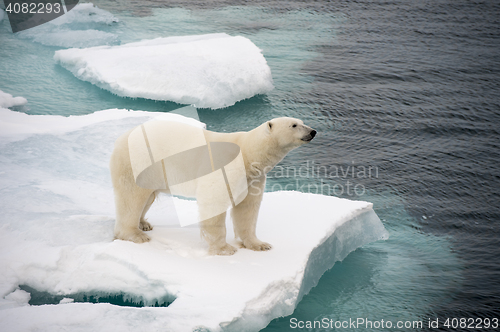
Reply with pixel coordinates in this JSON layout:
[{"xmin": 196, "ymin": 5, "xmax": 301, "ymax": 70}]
[
  {"xmin": 54, "ymin": 33, "xmax": 274, "ymax": 109},
  {"xmin": 0, "ymin": 108, "xmax": 388, "ymax": 331}
]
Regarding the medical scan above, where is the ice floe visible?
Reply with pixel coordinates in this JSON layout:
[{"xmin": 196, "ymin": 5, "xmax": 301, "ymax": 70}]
[
  {"xmin": 54, "ymin": 33, "xmax": 274, "ymax": 109},
  {"xmin": 0, "ymin": 109, "xmax": 388, "ymax": 331}
]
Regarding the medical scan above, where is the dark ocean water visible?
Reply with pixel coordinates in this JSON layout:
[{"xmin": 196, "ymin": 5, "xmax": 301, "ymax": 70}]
[{"xmin": 2, "ymin": 0, "xmax": 499, "ymax": 330}]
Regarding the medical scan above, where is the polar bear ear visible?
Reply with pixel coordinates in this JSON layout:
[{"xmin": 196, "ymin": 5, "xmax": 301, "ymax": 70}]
[{"xmin": 267, "ymin": 121, "xmax": 273, "ymax": 132}]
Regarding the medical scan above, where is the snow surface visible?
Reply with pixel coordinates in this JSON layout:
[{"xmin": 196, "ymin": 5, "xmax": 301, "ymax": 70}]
[
  {"xmin": 54, "ymin": 33, "xmax": 274, "ymax": 109},
  {"xmin": 0, "ymin": 105, "xmax": 204, "ymax": 143},
  {"xmin": 16, "ymin": 3, "xmax": 119, "ymax": 47},
  {"xmin": 0, "ymin": 108, "xmax": 388, "ymax": 331}
]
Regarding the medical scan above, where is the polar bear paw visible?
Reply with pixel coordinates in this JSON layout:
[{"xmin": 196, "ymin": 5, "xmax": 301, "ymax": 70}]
[
  {"xmin": 242, "ymin": 239, "xmax": 272, "ymax": 251},
  {"xmin": 210, "ymin": 243, "xmax": 238, "ymax": 256},
  {"xmin": 115, "ymin": 229, "xmax": 151, "ymax": 244},
  {"xmin": 139, "ymin": 219, "xmax": 153, "ymax": 231}
]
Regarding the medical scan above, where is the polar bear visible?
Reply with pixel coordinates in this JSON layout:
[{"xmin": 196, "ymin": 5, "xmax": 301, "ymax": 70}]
[{"xmin": 110, "ymin": 117, "xmax": 316, "ymax": 255}]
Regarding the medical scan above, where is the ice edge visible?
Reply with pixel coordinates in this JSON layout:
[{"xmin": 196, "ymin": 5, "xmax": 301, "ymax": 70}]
[{"xmin": 223, "ymin": 205, "xmax": 389, "ymax": 332}]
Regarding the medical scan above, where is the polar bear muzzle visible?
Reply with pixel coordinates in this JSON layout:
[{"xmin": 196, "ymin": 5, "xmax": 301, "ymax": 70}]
[{"xmin": 302, "ymin": 129, "xmax": 317, "ymax": 142}]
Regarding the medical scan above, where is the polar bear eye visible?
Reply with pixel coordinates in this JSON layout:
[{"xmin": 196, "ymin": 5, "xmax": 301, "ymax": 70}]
[{"xmin": 292, "ymin": 124, "xmax": 297, "ymax": 128}]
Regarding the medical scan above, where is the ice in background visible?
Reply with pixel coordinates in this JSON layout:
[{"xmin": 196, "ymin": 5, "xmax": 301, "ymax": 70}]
[
  {"xmin": 16, "ymin": 3, "xmax": 119, "ymax": 47},
  {"xmin": 0, "ymin": 4, "xmax": 334, "ymax": 116},
  {"xmin": 54, "ymin": 33, "xmax": 274, "ymax": 109}
]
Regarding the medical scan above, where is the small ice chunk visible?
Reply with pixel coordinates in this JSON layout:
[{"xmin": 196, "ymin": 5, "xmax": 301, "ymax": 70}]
[
  {"xmin": 54, "ymin": 33, "xmax": 274, "ymax": 109},
  {"xmin": 0, "ymin": 90, "xmax": 28, "ymax": 108},
  {"xmin": 4, "ymin": 289, "xmax": 31, "ymax": 306},
  {"xmin": 59, "ymin": 298, "xmax": 74, "ymax": 304}
]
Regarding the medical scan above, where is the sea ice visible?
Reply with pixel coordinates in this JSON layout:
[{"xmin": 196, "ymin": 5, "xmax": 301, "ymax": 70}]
[
  {"xmin": 15, "ymin": 3, "xmax": 119, "ymax": 47},
  {"xmin": 0, "ymin": 109, "xmax": 388, "ymax": 331},
  {"xmin": 54, "ymin": 33, "xmax": 274, "ymax": 109}
]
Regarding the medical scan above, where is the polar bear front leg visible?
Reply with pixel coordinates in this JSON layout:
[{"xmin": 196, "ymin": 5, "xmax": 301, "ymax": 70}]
[
  {"xmin": 232, "ymin": 191, "xmax": 272, "ymax": 251},
  {"xmin": 114, "ymin": 187, "xmax": 155, "ymax": 243},
  {"xmin": 200, "ymin": 212, "xmax": 237, "ymax": 255}
]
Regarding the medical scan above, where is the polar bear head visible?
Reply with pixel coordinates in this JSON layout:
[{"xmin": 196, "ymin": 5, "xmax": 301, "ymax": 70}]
[{"xmin": 266, "ymin": 117, "xmax": 316, "ymax": 150}]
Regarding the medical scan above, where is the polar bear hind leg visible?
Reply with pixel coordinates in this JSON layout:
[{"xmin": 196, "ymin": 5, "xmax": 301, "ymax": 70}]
[{"xmin": 113, "ymin": 185, "xmax": 154, "ymax": 243}]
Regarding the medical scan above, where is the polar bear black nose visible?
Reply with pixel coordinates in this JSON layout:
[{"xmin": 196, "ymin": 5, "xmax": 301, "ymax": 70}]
[{"xmin": 310, "ymin": 130, "xmax": 317, "ymax": 138}]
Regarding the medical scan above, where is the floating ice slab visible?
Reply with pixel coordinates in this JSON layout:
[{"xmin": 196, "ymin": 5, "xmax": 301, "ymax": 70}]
[
  {"xmin": 54, "ymin": 33, "xmax": 274, "ymax": 109},
  {"xmin": 0, "ymin": 109, "xmax": 387, "ymax": 331}
]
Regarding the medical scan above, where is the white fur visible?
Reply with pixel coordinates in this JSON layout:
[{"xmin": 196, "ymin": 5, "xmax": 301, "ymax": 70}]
[{"xmin": 110, "ymin": 117, "xmax": 316, "ymax": 255}]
